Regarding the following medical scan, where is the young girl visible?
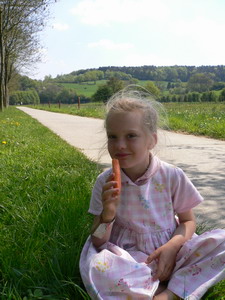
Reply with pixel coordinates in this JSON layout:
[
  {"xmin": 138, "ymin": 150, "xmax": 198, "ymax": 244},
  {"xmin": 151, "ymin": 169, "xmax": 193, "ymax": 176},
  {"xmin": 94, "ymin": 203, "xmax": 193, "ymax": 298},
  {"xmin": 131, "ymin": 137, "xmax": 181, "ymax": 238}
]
[{"xmin": 79, "ymin": 88, "xmax": 225, "ymax": 299}]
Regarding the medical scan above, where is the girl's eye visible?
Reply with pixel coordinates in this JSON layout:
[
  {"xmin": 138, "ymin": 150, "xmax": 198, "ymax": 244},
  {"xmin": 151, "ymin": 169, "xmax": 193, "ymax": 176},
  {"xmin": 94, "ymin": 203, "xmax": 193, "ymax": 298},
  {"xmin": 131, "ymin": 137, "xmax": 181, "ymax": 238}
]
[
  {"xmin": 127, "ymin": 134, "xmax": 137, "ymax": 139},
  {"xmin": 107, "ymin": 134, "xmax": 116, "ymax": 139}
]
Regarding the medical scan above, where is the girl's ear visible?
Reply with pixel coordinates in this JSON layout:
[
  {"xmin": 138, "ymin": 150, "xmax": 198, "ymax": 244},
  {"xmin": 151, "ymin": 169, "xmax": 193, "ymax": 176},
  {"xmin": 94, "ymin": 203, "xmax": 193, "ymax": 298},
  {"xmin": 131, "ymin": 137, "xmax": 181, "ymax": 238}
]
[{"xmin": 148, "ymin": 133, "xmax": 158, "ymax": 150}]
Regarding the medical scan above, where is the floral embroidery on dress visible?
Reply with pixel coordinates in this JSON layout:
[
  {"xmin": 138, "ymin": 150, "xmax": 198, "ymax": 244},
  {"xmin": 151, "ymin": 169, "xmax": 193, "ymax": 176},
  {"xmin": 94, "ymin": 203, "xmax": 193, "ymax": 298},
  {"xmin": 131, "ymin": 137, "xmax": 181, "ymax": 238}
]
[
  {"xmin": 194, "ymin": 251, "xmax": 202, "ymax": 257},
  {"xmin": 181, "ymin": 248, "xmax": 192, "ymax": 261},
  {"xmin": 210, "ymin": 256, "xmax": 225, "ymax": 269},
  {"xmin": 188, "ymin": 264, "xmax": 202, "ymax": 276},
  {"xmin": 162, "ymin": 202, "xmax": 173, "ymax": 217},
  {"xmin": 95, "ymin": 260, "xmax": 110, "ymax": 272},
  {"xmin": 110, "ymin": 278, "xmax": 131, "ymax": 292},
  {"xmin": 152, "ymin": 180, "xmax": 165, "ymax": 192},
  {"xmin": 117, "ymin": 278, "xmax": 131, "ymax": 292},
  {"xmin": 134, "ymin": 263, "xmax": 140, "ymax": 269},
  {"xmin": 144, "ymin": 276, "xmax": 155, "ymax": 289},
  {"xmin": 148, "ymin": 221, "xmax": 161, "ymax": 231},
  {"xmin": 139, "ymin": 195, "xmax": 150, "ymax": 209}
]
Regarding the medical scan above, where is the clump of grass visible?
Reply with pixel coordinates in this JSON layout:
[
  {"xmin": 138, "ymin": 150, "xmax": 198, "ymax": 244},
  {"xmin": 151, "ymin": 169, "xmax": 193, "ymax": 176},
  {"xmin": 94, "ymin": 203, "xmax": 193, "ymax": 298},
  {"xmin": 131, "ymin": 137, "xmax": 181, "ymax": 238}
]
[
  {"xmin": 0, "ymin": 107, "xmax": 100, "ymax": 299},
  {"xmin": 165, "ymin": 102, "xmax": 225, "ymax": 140},
  {"xmin": 35, "ymin": 103, "xmax": 105, "ymax": 119}
]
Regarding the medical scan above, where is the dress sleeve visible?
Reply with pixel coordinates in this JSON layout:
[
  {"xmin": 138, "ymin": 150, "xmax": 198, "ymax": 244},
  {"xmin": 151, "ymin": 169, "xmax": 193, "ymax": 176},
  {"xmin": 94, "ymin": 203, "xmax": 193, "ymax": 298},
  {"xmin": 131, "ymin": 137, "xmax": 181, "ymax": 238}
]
[
  {"xmin": 171, "ymin": 167, "xmax": 204, "ymax": 213},
  {"xmin": 88, "ymin": 169, "xmax": 111, "ymax": 215}
]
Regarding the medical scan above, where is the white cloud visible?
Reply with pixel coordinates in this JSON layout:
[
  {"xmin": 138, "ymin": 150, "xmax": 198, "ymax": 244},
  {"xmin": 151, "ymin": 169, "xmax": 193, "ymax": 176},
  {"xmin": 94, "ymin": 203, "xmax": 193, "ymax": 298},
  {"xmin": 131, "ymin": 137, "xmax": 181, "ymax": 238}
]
[
  {"xmin": 52, "ymin": 23, "xmax": 70, "ymax": 31},
  {"xmin": 88, "ymin": 39, "xmax": 134, "ymax": 50},
  {"xmin": 70, "ymin": 0, "xmax": 169, "ymax": 25}
]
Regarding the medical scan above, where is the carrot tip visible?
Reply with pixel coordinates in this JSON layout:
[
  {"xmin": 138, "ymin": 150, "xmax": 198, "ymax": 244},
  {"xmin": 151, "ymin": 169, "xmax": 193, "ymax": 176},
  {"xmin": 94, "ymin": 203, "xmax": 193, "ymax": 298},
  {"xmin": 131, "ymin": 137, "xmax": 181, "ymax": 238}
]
[{"xmin": 112, "ymin": 158, "xmax": 121, "ymax": 191}]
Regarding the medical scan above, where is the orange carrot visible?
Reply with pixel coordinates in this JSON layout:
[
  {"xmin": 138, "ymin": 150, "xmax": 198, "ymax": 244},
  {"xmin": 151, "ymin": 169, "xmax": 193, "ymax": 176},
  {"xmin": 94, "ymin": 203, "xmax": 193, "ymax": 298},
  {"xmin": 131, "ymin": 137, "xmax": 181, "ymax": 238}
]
[{"xmin": 112, "ymin": 158, "xmax": 121, "ymax": 191}]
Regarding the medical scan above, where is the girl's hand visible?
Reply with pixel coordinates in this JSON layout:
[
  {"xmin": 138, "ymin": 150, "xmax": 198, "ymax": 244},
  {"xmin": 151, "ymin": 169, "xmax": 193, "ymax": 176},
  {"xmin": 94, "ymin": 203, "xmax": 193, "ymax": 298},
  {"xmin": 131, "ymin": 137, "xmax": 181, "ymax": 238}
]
[
  {"xmin": 146, "ymin": 243, "xmax": 178, "ymax": 281},
  {"xmin": 146, "ymin": 211, "xmax": 196, "ymax": 281},
  {"xmin": 101, "ymin": 173, "xmax": 120, "ymax": 222}
]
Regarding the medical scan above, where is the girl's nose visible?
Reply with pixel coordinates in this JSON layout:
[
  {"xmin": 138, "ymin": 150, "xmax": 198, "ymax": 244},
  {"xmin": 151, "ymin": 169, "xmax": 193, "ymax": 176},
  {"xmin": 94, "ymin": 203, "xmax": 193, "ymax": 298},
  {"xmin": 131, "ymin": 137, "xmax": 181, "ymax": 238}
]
[{"xmin": 116, "ymin": 138, "xmax": 126, "ymax": 150}]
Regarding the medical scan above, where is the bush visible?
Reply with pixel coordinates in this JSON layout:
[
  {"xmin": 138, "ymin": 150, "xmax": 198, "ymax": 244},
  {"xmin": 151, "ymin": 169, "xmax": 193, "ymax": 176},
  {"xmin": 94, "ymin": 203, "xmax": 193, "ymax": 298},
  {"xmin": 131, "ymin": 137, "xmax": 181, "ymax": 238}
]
[{"xmin": 9, "ymin": 89, "xmax": 40, "ymax": 105}]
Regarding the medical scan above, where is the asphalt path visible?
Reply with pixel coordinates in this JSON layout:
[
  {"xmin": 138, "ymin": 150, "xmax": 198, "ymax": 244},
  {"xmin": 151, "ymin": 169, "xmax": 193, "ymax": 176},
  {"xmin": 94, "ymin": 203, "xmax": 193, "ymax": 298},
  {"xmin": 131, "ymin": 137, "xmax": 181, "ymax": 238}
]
[{"xmin": 17, "ymin": 107, "xmax": 225, "ymax": 228}]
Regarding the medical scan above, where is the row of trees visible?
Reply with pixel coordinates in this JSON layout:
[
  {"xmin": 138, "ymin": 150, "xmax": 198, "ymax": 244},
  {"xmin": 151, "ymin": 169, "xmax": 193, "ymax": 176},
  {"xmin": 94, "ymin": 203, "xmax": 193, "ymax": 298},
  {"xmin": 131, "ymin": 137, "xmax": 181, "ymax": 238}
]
[
  {"xmin": 51, "ymin": 65, "xmax": 225, "ymax": 84},
  {"xmin": 160, "ymin": 90, "xmax": 225, "ymax": 103},
  {"xmin": 10, "ymin": 89, "xmax": 40, "ymax": 105},
  {"xmin": 0, "ymin": 0, "xmax": 56, "ymax": 111},
  {"xmin": 91, "ymin": 77, "xmax": 225, "ymax": 103},
  {"xmin": 11, "ymin": 74, "xmax": 89, "ymax": 105},
  {"xmin": 98, "ymin": 65, "xmax": 225, "ymax": 83},
  {"xmin": 11, "ymin": 71, "xmax": 225, "ymax": 106},
  {"xmin": 52, "ymin": 70, "xmax": 134, "ymax": 84},
  {"xmin": 50, "ymin": 68, "xmax": 225, "ymax": 95},
  {"xmin": 13, "ymin": 74, "xmax": 225, "ymax": 105}
]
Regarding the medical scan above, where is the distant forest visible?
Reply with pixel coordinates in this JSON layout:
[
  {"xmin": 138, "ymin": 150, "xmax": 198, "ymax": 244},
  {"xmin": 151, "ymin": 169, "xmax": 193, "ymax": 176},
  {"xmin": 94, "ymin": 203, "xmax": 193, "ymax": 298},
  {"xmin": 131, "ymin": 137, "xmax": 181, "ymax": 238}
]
[
  {"xmin": 69, "ymin": 65, "xmax": 225, "ymax": 82},
  {"xmin": 11, "ymin": 65, "xmax": 225, "ymax": 105}
]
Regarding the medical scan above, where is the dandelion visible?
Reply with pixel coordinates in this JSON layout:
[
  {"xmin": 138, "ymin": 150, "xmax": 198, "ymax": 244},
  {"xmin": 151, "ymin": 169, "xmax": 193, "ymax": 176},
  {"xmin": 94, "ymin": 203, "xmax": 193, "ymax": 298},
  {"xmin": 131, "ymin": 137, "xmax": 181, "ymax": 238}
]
[{"xmin": 2, "ymin": 141, "xmax": 7, "ymax": 144}]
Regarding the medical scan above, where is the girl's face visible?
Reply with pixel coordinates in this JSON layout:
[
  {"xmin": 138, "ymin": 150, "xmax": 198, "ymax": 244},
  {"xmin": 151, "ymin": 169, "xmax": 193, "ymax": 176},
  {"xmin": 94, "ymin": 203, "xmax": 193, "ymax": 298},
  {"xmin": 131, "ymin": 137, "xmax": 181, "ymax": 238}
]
[{"xmin": 106, "ymin": 110, "xmax": 157, "ymax": 181}]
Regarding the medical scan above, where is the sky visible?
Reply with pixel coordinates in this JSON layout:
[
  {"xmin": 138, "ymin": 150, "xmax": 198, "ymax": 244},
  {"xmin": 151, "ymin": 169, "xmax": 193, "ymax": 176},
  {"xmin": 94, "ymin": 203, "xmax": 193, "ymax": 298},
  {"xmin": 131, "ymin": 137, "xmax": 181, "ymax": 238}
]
[{"xmin": 30, "ymin": 0, "xmax": 225, "ymax": 80}]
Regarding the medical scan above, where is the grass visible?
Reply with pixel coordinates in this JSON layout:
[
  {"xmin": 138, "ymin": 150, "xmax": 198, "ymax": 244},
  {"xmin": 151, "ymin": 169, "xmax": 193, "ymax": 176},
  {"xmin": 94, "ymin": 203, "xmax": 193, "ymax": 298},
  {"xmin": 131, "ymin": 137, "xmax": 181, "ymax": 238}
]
[
  {"xmin": 165, "ymin": 102, "xmax": 225, "ymax": 140},
  {"xmin": 33, "ymin": 102, "xmax": 225, "ymax": 140},
  {"xmin": 59, "ymin": 81, "xmax": 108, "ymax": 98},
  {"xmin": 1, "ymin": 107, "xmax": 224, "ymax": 299},
  {"xmin": 0, "ymin": 107, "xmax": 100, "ymax": 299},
  {"xmin": 35, "ymin": 102, "xmax": 105, "ymax": 119}
]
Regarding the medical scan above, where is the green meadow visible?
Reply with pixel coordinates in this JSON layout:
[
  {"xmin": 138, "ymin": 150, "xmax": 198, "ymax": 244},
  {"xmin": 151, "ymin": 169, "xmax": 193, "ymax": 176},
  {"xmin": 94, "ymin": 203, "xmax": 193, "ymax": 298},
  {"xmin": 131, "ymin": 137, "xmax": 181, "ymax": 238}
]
[
  {"xmin": 165, "ymin": 102, "xmax": 225, "ymax": 140},
  {"xmin": 0, "ymin": 107, "xmax": 224, "ymax": 299},
  {"xmin": 60, "ymin": 81, "xmax": 108, "ymax": 98},
  {"xmin": 0, "ymin": 107, "xmax": 100, "ymax": 299}
]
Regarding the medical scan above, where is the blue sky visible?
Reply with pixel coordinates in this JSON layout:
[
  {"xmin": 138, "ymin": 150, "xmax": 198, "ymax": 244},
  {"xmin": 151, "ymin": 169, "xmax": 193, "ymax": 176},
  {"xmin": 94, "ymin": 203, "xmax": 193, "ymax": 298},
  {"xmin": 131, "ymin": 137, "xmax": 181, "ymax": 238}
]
[{"xmin": 31, "ymin": 0, "xmax": 225, "ymax": 80}]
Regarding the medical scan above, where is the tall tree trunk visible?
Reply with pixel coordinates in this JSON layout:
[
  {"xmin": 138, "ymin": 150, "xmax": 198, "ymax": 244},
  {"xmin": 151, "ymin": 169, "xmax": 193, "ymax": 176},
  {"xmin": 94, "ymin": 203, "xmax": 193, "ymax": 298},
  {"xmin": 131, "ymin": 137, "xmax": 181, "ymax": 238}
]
[
  {"xmin": 4, "ymin": 55, "xmax": 10, "ymax": 108},
  {"xmin": 0, "ymin": 6, "xmax": 4, "ymax": 111}
]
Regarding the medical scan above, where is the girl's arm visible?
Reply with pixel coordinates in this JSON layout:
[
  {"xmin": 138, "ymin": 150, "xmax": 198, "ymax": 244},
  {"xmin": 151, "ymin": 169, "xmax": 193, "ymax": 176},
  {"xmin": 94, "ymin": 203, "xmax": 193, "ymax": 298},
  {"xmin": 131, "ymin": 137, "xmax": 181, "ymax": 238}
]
[
  {"xmin": 91, "ymin": 173, "xmax": 120, "ymax": 248},
  {"xmin": 146, "ymin": 209, "xmax": 196, "ymax": 281},
  {"xmin": 168, "ymin": 209, "xmax": 196, "ymax": 251},
  {"xmin": 90, "ymin": 214, "xmax": 114, "ymax": 248}
]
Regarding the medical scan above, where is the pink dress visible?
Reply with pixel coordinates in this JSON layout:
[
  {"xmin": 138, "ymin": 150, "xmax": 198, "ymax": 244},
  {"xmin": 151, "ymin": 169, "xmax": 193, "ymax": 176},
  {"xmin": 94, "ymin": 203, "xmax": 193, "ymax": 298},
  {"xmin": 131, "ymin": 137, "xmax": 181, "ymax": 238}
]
[{"xmin": 79, "ymin": 156, "xmax": 225, "ymax": 299}]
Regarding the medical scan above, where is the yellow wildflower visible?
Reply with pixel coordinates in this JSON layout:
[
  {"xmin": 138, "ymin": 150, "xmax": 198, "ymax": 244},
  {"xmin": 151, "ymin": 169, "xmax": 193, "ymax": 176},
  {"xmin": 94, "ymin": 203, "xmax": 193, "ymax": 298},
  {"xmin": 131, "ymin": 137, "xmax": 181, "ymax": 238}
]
[{"xmin": 2, "ymin": 141, "xmax": 7, "ymax": 144}]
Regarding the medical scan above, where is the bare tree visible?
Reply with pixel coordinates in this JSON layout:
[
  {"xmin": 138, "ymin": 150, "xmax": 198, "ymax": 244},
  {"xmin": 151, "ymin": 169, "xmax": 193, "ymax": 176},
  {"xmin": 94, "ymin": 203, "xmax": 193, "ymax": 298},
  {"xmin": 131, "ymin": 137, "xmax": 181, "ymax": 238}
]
[{"xmin": 0, "ymin": 0, "xmax": 57, "ymax": 111}]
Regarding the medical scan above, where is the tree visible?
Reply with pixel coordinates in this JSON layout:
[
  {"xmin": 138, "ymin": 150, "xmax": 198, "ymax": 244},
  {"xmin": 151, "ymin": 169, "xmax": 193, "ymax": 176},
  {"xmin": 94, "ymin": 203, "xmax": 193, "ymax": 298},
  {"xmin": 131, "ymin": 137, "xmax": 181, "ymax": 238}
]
[
  {"xmin": 219, "ymin": 88, "xmax": 225, "ymax": 102},
  {"xmin": 92, "ymin": 78, "xmax": 124, "ymax": 102},
  {"xmin": 18, "ymin": 75, "xmax": 38, "ymax": 91},
  {"xmin": 145, "ymin": 81, "xmax": 161, "ymax": 97},
  {"xmin": 38, "ymin": 83, "xmax": 62, "ymax": 104},
  {"xmin": 9, "ymin": 89, "xmax": 40, "ymax": 105},
  {"xmin": 56, "ymin": 88, "xmax": 77, "ymax": 104},
  {"xmin": 0, "ymin": 0, "xmax": 57, "ymax": 111},
  {"xmin": 187, "ymin": 73, "xmax": 214, "ymax": 93},
  {"xmin": 92, "ymin": 85, "xmax": 112, "ymax": 103},
  {"xmin": 106, "ymin": 77, "xmax": 124, "ymax": 93}
]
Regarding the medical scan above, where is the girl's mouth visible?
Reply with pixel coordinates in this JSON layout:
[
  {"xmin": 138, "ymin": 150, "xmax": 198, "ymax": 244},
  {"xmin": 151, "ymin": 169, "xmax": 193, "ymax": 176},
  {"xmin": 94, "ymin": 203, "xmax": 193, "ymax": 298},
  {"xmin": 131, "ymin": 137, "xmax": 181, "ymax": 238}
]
[{"xmin": 116, "ymin": 153, "xmax": 130, "ymax": 158}]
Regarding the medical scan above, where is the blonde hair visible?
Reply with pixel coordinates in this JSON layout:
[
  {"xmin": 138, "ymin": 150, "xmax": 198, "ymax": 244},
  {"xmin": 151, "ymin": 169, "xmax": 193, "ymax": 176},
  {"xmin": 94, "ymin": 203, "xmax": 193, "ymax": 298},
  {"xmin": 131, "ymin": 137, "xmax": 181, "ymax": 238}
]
[{"xmin": 105, "ymin": 85, "xmax": 168, "ymax": 134}]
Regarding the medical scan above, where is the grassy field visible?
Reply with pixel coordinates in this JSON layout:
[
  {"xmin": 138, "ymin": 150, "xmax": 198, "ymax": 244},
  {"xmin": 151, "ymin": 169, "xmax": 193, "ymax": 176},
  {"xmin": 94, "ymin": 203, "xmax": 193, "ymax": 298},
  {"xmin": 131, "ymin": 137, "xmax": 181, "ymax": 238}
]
[
  {"xmin": 60, "ymin": 81, "xmax": 108, "ymax": 98},
  {"xmin": 1, "ymin": 107, "xmax": 224, "ymax": 299},
  {"xmin": 165, "ymin": 102, "xmax": 225, "ymax": 140},
  {"xmin": 0, "ymin": 107, "xmax": 100, "ymax": 299},
  {"xmin": 34, "ymin": 102, "xmax": 225, "ymax": 140}
]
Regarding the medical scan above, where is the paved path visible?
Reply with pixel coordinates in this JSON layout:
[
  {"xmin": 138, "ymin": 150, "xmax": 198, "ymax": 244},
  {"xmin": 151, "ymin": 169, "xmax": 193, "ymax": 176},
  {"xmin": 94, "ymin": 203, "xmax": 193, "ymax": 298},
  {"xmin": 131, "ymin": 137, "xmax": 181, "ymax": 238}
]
[{"xmin": 17, "ymin": 107, "xmax": 225, "ymax": 228}]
